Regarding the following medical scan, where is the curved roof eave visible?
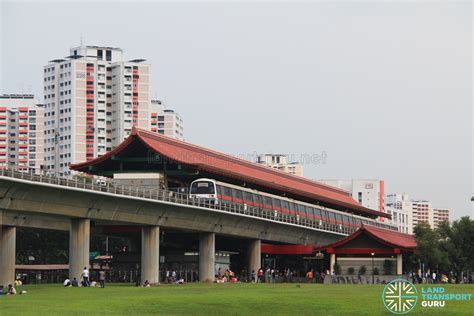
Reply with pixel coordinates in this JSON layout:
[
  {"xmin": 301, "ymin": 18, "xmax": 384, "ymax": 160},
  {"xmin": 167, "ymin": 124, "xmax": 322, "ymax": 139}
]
[{"xmin": 71, "ymin": 127, "xmax": 391, "ymax": 219}]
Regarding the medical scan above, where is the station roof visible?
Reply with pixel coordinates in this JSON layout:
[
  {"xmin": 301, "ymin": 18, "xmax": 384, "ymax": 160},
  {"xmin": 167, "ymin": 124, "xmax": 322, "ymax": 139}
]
[
  {"xmin": 314, "ymin": 225, "xmax": 416, "ymax": 254},
  {"xmin": 71, "ymin": 127, "xmax": 390, "ymax": 219},
  {"xmin": 262, "ymin": 225, "xmax": 416, "ymax": 255}
]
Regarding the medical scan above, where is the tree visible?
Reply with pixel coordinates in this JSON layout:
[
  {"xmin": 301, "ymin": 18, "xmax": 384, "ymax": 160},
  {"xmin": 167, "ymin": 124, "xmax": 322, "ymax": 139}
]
[
  {"xmin": 359, "ymin": 265, "xmax": 367, "ymax": 275},
  {"xmin": 413, "ymin": 222, "xmax": 448, "ymax": 272},
  {"xmin": 437, "ymin": 217, "xmax": 474, "ymax": 283},
  {"xmin": 347, "ymin": 267, "xmax": 355, "ymax": 275}
]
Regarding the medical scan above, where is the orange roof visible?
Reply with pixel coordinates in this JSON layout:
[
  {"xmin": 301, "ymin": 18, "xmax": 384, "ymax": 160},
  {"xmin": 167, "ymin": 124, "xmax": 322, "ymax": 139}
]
[{"xmin": 71, "ymin": 127, "xmax": 389, "ymax": 218}]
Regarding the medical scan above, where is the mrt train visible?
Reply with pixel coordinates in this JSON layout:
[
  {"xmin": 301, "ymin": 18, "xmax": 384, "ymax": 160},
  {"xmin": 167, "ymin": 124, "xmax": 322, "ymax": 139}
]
[{"xmin": 189, "ymin": 178, "xmax": 396, "ymax": 231}]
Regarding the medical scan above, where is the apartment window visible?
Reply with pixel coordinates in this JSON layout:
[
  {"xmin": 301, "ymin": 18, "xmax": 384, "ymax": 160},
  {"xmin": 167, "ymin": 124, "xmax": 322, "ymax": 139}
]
[
  {"xmin": 106, "ymin": 50, "xmax": 112, "ymax": 61},
  {"xmin": 358, "ymin": 192, "xmax": 362, "ymax": 203}
]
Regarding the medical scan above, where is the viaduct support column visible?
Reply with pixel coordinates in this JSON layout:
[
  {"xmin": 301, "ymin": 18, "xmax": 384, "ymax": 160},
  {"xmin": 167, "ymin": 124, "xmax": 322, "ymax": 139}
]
[
  {"xmin": 329, "ymin": 253, "xmax": 336, "ymax": 274},
  {"xmin": 248, "ymin": 239, "xmax": 261, "ymax": 278},
  {"xmin": 396, "ymin": 254, "xmax": 403, "ymax": 275},
  {"xmin": 69, "ymin": 219, "xmax": 90, "ymax": 281},
  {"xmin": 141, "ymin": 226, "xmax": 160, "ymax": 284},
  {"xmin": 0, "ymin": 226, "xmax": 16, "ymax": 287},
  {"xmin": 199, "ymin": 232, "xmax": 215, "ymax": 282}
]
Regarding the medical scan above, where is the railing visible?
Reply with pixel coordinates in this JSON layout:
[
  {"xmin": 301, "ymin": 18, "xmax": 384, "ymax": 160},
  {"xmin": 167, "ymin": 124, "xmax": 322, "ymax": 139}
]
[{"xmin": 0, "ymin": 168, "xmax": 356, "ymax": 236}]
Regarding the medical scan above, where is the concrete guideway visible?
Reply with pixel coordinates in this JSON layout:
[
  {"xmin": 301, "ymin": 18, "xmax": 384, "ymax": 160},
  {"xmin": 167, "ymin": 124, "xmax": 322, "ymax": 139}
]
[{"xmin": 0, "ymin": 169, "xmax": 343, "ymax": 287}]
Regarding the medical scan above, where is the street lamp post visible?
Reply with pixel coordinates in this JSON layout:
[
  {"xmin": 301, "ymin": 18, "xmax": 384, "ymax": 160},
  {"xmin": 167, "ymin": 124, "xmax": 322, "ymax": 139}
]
[{"xmin": 371, "ymin": 252, "xmax": 375, "ymax": 284}]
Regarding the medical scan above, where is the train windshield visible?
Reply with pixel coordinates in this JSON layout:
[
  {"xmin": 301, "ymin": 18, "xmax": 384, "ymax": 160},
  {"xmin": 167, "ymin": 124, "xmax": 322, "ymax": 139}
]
[{"xmin": 190, "ymin": 181, "xmax": 215, "ymax": 194}]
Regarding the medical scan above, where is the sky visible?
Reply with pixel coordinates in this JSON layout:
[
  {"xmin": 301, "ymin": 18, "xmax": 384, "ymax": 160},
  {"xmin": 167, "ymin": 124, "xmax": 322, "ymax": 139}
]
[{"xmin": 0, "ymin": 1, "xmax": 472, "ymax": 220}]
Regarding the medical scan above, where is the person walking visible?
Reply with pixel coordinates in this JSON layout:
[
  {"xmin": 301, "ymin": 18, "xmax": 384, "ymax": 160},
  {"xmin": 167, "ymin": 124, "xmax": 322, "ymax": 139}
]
[
  {"xmin": 81, "ymin": 267, "xmax": 90, "ymax": 287},
  {"xmin": 99, "ymin": 270, "xmax": 106, "ymax": 288}
]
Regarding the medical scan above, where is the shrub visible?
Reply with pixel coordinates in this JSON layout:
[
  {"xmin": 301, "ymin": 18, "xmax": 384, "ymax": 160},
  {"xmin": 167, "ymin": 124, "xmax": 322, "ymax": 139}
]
[
  {"xmin": 383, "ymin": 259, "xmax": 393, "ymax": 275},
  {"xmin": 359, "ymin": 265, "xmax": 367, "ymax": 275},
  {"xmin": 347, "ymin": 267, "xmax": 355, "ymax": 275},
  {"xmin": 373, "ymin": 267, "xmax": 380, "ymax": 275},
  {"xmin": 333, "ymin": 263, "xmax": 341, "ymax": 275}
]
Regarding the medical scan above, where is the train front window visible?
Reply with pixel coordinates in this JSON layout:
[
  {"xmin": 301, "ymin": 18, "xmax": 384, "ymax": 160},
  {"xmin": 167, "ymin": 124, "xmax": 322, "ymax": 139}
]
[{"xmin": 190, "ymin": 181, "xmax": 215, "ymax": 194}]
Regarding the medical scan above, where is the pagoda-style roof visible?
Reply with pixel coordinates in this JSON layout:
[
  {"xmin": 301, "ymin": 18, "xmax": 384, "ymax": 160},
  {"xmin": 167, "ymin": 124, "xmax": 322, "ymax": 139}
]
[
  {"xmin": 314, "ymin": 225, "xmax": 416, "ymax": 254},
  {"xmin": 71, "ymin": 127, "xmax": 390, "ymax": 219}
]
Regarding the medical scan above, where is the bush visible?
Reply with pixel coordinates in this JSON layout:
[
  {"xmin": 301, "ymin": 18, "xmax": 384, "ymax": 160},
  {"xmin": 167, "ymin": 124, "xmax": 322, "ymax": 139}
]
[
  {"xmin": 347, "ymin": 267, "xmax": 355, "ymax": 275},
  {"xmin": 383, "ymin": 259, "xmax": 393, "ymax": 275},
  {"xmin": 373, "ymin": 267, "xmax": 380, "ymax": 275},
  {"xmin": 359, "ymin": 265, "xmax": 367, "ymax": 275},
  {"xmin": 333, "ymin": 263, "xmax": 341, "ymax": 275}
]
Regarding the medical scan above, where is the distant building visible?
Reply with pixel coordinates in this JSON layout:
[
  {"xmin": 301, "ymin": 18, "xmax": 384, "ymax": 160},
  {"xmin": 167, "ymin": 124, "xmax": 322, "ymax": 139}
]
[
  {"xmin": 0, "ymin": 94, "xmax": 44, "ymax": 173},
  {"xmin": 149, "ymin": 100, "xmax": 184, "ymax": 140},
  {"xmin": 411, "ymin": 200, "xmax": 434, "ymax": 228},
  {"xmin": 318, "ymin": 179, "xmax": 385, "ymax": 215},
  {"xmin": 257, "ymin": 154, "xmax": 303, "ymax": 176},
  {"xmin": 385, "ymin": 193, "xmax": 413, "ymax": 234},
  {"xmin": 433, "ymin": 208, "xmax": 450, "ymax": 228},
  {"xmin": 385, "ymin": 193, "xmax": 449, "ymax": 233},
  {"xmin": 43, "ymin": 45, "xmax": 150, "ymax": 176}
]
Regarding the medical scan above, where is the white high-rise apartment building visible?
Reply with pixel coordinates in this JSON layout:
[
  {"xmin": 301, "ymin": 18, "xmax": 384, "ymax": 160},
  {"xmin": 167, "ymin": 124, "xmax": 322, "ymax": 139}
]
[
  {"xmin": 319, "ymin": 179, "xmax": 385, "ymax": 214},
  {"xmin": 385, "ymin": 193, "xmax": 449, "ymax": 233},
  {"xmin": 43, "ymin": 46, "xmax": 150, "ymax": 176},
  {"xmin": 433, "ymin": 208, "xmax": 450, "ymax": 228},
  {"xmin": 411, "ymin": 200, "xmax": 434, "ymax": 228},
  {"xmin": 385, "ymin": 193, "xmax": 413, "ymax": 234},
  {"xmin": 257, "ymin": 154, "xmax": 303, "ymax": 176},
  {"xmin": 149, "ymin": 100, "xmax": 184, "ymax": 140},
  {"xmin": 0, "ymin": 94, "xmax": 44, "ymax": 173}
]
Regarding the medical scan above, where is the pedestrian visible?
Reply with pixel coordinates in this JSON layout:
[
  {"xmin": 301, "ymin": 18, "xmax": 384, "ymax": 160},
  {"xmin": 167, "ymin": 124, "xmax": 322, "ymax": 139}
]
[
  {"xmin": 81, "ymin": 266, "xmax": 90, "ymax": 287},
  {"xmin": 306, "ymin": 269, "xmax": 314, "ymax": 283},
  {"xmin": 257, "ymin": 268, "xmax": 263, "ymax": 283},
  {"xmin": 251, "ymin": 270, "xmax": 256, "ymax": 283},
  {"xmin": 357, "ymin": 270, "xmax": 362, "ymax": 284},
  {"xmin": 99, "ymin": 270, "xmax": 106, "ymax": 288}
]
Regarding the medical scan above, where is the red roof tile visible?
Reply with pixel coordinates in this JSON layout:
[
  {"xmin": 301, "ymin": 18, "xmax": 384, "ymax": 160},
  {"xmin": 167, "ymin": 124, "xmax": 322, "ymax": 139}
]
[
  {"xmin": 316, "ymin": 225, "xmax": 416, "ymax": 251},
  {"xmin": 71, "ymin": 127, "xmax": 389, "ymax": 218}
]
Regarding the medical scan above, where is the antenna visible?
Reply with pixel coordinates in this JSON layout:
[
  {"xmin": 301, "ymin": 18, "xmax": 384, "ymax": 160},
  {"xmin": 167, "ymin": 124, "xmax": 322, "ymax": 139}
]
[{"xmin": 80, "ymin": 34, "xmax": 84, "ymax": 46}]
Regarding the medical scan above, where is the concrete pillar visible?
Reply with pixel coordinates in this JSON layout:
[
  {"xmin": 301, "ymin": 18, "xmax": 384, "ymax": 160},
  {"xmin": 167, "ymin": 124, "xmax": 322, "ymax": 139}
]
[
  {"xmin": 0, "ymin": 226, "xmax": 16, "ymax": 287},
  {"xmin": 248, "ymin": 239, "xmax": 261, "ymax": 277},
  {"xmin": 199, "ymin": 232, "xmax": 215, "ymax": 282},
  {"xmin": 329, "ymin": 253, "xmax": 336, "ymax": 273},
  {"xmin": 141, "ymin": 226, "xmax": 160, "ymax": 284},
  {"xmin": 396, "ymin": 254, "xmax": 403, "ymax": 275},
  {"xmin": 69, "ymin": 219, "xmax": 90, "ymax": 281}
]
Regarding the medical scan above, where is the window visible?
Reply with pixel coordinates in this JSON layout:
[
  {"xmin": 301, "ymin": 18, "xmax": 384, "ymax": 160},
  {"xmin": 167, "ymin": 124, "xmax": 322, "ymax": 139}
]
[
  {"xmin": 106, "ymin": 50, "xmax": 112, "ymax": 61},
  {"xmin": 97, "ymin": 50, "xmax": 103, "ymax": 60}
]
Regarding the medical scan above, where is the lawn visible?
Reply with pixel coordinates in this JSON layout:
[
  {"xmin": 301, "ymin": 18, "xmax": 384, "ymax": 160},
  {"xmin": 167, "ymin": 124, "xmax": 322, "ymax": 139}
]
[{"xmin": 0, "ymin": 283, "xmax": 473, "ymax": 315}]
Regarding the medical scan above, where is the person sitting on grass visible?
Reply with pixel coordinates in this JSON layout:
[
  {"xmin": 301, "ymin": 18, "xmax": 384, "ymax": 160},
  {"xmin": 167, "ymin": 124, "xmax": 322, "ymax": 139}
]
[
  {"xmin": 72, "ymin": 277, "xmax": 79, "ymax": 287},
  {"xmin": 6, "ymin": 284, "xmax": 16, "ymax": 295},
  {"xmin": 64, "ymin": 277, "xmax": 71, "ymax": 287},
  {"xmin": 143, "ymin": 280, "xmax": 150, "ymax": 287}
]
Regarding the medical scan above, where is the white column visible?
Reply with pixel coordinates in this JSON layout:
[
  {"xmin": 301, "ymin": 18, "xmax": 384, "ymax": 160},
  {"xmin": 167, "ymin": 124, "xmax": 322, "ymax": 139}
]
[
  {"xmin": 330, "ymin": 253, "xmax": 336, "ymax": 273},
  {"xmin": 0, "ymin": 226, "xmax": 16, "ymax": 287},
  {"xmin": 69, "ymin": 219, "xmax": 90, "ymax": 281},
  {"xmin": 199, "ymin": 233, "xmax": 215, "ymax": 282},
  {"xmin": 141, "ymin": 226, "xmax": 160, "ymax": 284},
  {"xmin": 396, "ymin": 254, "xmax": 403, "ymax": 275}
]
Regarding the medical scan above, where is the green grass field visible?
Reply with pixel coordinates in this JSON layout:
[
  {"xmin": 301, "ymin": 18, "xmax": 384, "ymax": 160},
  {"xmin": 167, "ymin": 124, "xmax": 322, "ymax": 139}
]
[{"xmin": 0, "ymin": 283, "xmax": 473, "ymax": 315}]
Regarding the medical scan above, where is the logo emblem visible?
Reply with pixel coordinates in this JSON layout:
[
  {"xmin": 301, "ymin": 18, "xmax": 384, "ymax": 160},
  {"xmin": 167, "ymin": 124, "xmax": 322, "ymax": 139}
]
[{"xmin": 382, "ymin": 279, "xmax": 418, "ymax": 314}]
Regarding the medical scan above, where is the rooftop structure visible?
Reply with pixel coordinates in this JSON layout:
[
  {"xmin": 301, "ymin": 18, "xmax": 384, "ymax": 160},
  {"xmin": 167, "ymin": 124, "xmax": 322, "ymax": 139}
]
[{"xmin": 71, "ymin": 127, "xmax": 390, "ymax": 219}]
